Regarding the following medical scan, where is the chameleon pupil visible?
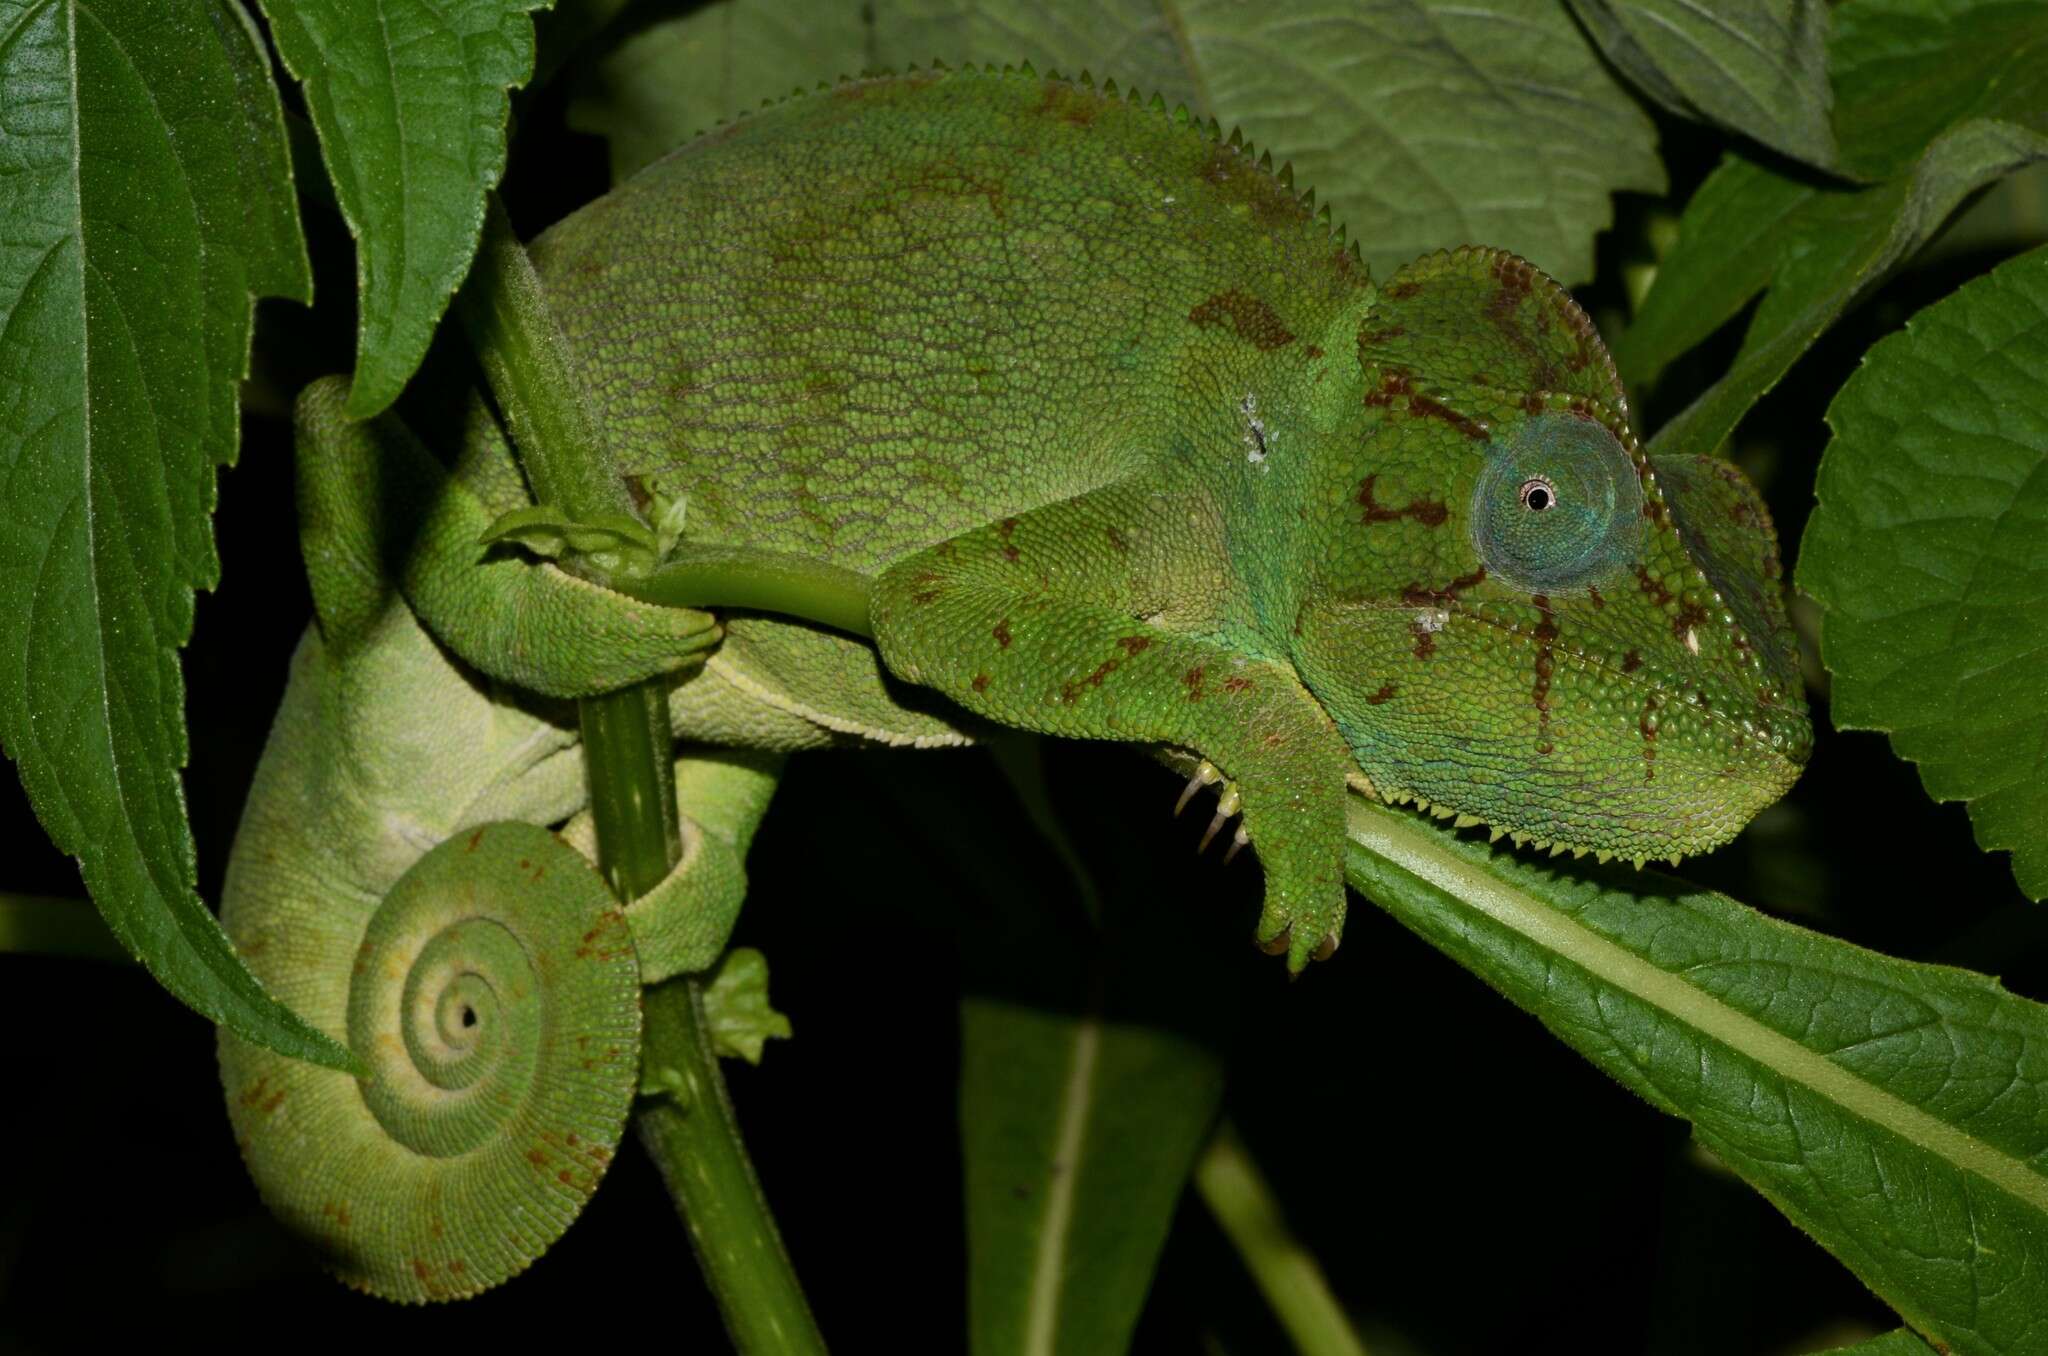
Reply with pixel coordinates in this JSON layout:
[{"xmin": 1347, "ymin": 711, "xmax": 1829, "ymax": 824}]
[{"xmin": 1520, "ymin": 479, "xmax": 1554, "ymax": 511}]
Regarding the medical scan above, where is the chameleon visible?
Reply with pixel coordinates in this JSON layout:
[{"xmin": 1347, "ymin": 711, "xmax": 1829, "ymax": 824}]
[{"xmin": 217, "ymin": 66, "xmax": 1811, "ymax": 1300}]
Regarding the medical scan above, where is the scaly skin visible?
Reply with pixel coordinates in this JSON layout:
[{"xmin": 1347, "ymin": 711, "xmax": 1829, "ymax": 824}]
[{"xmin": 508, "ymin": 67, "xmax": 1809, "ymax": 966}]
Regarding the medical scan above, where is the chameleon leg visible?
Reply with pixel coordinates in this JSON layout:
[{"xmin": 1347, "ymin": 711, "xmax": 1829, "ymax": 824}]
[
  {"xmin": 561, "ymin": 748, "xmax": 785, "ymax": 982},
  {"xmin": 870, "ymin": 481, "xmax": 1352, "ymax": 970},
  {"xmin": 294, "ymin": 376, "xmax": 719, "ymax": 695}
]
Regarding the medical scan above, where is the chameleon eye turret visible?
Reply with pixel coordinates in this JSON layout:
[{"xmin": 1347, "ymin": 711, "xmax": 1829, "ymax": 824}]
[{"xmin": 1470, "ymin": 414, "xmax": 1643, "ymax": 592}]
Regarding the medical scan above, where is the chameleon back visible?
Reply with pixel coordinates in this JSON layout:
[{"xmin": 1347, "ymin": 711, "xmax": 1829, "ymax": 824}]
[{"xmin": 527, "ymin": 67, "xmax": 1366, "ymax": 573}]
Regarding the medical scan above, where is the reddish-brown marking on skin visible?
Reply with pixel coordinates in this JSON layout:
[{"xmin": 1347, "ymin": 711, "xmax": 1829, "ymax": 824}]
[
  {"xmin": 260, "ymin": 1087, "xmax": 285, "ymax": 1114},
  {"xmin": 413, "ymin": 1260, "xmax": 431, "ymax": 1282},
  {"xmin": 1304, "ymin": 343, "xmax": 1325, "ymax": 359},
  {"xmin": 1106, "ymin": 526, "xmax": 1128, "ymax": 554},
  {"xmin": 1263, "ymin": 731, "xmax": 1285, "ymax": 749},
  {"xmin": 591, "ymin": 1146, "xmax": 612, "ymax": 1164},
  {"xmin": 528, "ymin": 1149, "xmax": 547, "ymax": 1168},
  {"xmin": 1411, "ymin": 622, "xmax": 1437, "ymax": 662},
  {"xmin": 1033, "ymin": 80, "xmax": 1103, "ymax": 126},
  {"xmin": 240, "ymin": 1078, "xmax": 268, "ymax": 1108},
  {"xmin": 1672, "ymin": 599, "xmax": 1710, "ymax": 641},
  {"xmin": 450, "ymin": 1261, "xmax": 466, "ymax": 1276},
  {"xmin": 1621, "ymin": 649, "xmax": 1643, "ymax": 674},
  {"xmin": 972, "ymin": 673, "xmax": 990, "ymax": 693},
  {"xmin": 1522, "ymin": 392, "xmax": 1546, "ymax": 414},
  {"xmin": 1182, "ymin": 666, "xmax": 1206, "ymax": 701},
  {"xmin": 908, "ymin": 568, "xmax": 943, "ymax": 605},
  {"xmin": 997, "ymin": 517, "xmax": 1021, "ymax": 563},
  {"xmin": 1188, "ymin": 289, "xmax": 1296, "ymax": 350},
  {"xmin": 1117, "ymin": 635, "xmax": 1151, "ymax": 656},
  {"xmin": 322, "ymin": 1203, "xmax": 352, "ymax": 1229},
  {"xmin": 431, "ymin": 1220, "xmax": 445, "ymax": 1240},
  {"xmin": 992, "ymin": 619, "xmax": 1013, "ymax": 649},
  {"xmin": 1385, "ymin": 280, "xmax": 1422, "ymax": 300},
  {"xmin": 1586, "ymin": 584, "xmax": 1606, "ymax": 609},
  {"xmin": 1635, "ymin": 565, "xmax": 1674, "ymax": 610},
  {"xmin": 1365, "ymin": 683, "xmax": 1397, "ymax": 705},
  {"xmin": 1221, "ymin": 676, "xmax": 1254, "ymax": 694},
  {"xmin": 1410, "ymin": 392, "xmax": 1488, "ymax": 441},
  {"xmin": 1639, "ymin": 694, "xmax": 1660, "ymax": 782},
  {"xmin": 466, "ymin": 827, "xmax": 486, "ymax": 853},
  {"xmin": 558, "ymin": 1170, "xmax": 575, "ymax": 1187},
  {"xmin": 1363, "ymin": 368, "xmax": 1410, "ymax": 408},
  {"xmin": 1356, "ymin": 474, "xmax": 1449, "ymax": 527},
  {"xmin": 1531, "ymin": 595, "xmax": 1558, "ymax": 747},
  {"xmin": 1402, "ymin": 568, "xmax": 1486, "ymax": 609}
]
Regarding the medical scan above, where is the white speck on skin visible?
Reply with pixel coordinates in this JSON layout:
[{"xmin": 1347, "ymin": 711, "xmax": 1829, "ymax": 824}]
[
  {"xmin": 1240, "ymin": 392, "xmax": 1271, "ymax": 469},
  {"xmin": 1416, "ymin": 609, "xmax": 1449, "ymax": 633},
  {"xmin": 1683, "ymin": 626, "xmax": 1700, "ymax": 656}
]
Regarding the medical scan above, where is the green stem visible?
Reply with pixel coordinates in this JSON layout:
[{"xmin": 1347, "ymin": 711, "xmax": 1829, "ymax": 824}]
[
  {"xmin": 458, "ymin": 195, "xmax": 629, "ymax": 523},
  {"xmin": 1195, "ymin": 1120, "xmax": 1368, "ymax": 1356},
  {"xmin": 462, "ymin": 197, "xmax": 824, "ymax": 1352},
  {"xmin": 0, "ymin": 894, "xmax": 132, "ymax": 964},
  {"xmin": 620, "ymin": 547, "xmax": 875, "ymax": 639}
]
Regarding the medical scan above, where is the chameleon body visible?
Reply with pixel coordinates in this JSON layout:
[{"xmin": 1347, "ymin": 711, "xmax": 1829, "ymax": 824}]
[{"xmin": 220, "ymin": 67, "xmax": 1809, "ymax": 1298}]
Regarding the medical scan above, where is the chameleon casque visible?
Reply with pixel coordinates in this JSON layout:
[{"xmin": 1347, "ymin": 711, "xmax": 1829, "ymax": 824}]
[{"xmin": 217, "ymin": 67, "xmax": 1811, "ymax": 1300}]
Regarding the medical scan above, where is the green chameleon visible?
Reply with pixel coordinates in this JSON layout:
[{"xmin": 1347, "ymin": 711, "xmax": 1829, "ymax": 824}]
[{"xmin": 218, "ymin": 66, "xmax": 1810, "ymax": 1301}]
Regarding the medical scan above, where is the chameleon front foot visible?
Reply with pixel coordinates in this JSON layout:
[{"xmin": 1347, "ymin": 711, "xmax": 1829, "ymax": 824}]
[{"xmin": 1172, "ymin": 760, "xmax": 1341, "ymax": 965}]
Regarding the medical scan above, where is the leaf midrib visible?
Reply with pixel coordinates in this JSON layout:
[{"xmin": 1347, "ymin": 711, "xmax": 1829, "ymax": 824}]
[{"xmin": 1347, "ymin": 797, "xmax": 2048, "ymax": 1213}]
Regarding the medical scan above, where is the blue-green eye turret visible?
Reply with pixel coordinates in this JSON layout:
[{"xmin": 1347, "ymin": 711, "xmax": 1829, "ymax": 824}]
[{"xmin": 1469, "ymin": 414, "xmax": 1642, "ymax": 591}]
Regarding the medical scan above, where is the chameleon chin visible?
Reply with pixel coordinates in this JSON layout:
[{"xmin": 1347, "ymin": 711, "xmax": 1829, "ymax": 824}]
[{"xmin": 218, "ymin": 65, "xmax": 1808, "ymax": 1300}]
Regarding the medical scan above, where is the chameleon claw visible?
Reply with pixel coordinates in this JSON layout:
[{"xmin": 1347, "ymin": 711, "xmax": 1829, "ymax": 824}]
[
  {"xmin": 1313, "ymin": 931, "xmax": 1339, "ymax": 962},
  {"xmin": 1195, "ymin": 783, "xmax": 1242, "ymax": 853},
  {"xmin": 1257, "ymin": 925, "xmax": 1292, "ymax": 956},
  {"xmin": 1222, "ymin": 824, "xmax": 1250, "ymax": 864},
  {"xmin": 1174, "ymin": 759, "xmax": 1223, "ymax": 816}
]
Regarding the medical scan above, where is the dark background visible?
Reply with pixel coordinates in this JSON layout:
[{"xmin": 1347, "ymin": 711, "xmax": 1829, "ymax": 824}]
[{"xmin": 3, "ymin": 18, "xmax": 2044, "ymax": 1355}]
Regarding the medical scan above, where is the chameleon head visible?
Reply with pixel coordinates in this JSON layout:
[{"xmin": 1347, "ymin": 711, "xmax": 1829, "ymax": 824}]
[{"xmin": 1287, "ymin": 248, "xmax": 1811, "ymax": 862}]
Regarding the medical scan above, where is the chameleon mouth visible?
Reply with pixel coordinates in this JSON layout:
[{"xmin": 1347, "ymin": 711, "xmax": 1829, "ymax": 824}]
[
  {"xmin": 1433, "ymin": 595, "xmax": 1813, "ymax": 780},
  {"xmin": 1325, "ymin": 600, "xmax": 1809, "ymax": 866}
]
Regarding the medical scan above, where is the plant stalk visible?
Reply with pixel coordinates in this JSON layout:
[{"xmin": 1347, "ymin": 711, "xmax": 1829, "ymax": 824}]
[
  {"xmin": 461, "ymin": 193, "xmax": 823, "ymax": 1352},
  {"xmin": 1195, "ymin": 1119, "xmax": 1368, "ymax": 1356}
]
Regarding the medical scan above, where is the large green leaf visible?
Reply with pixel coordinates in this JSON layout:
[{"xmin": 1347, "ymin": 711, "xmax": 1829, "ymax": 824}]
[
  {"xmin": 1567, "ymin": 0, "xmax": 1836, "ymax": 169},
  {"xmin": 1798, "ymin": 245, "xmax": 2048, "ymax": 901},
  {"xmin": 569, "ymin": 0, "xmax": 1663, "ymax": 286},
  {"xmin": 0, "ymin": 0, "xmax": 350, "ymax": 1069},
  {"xmin": 1347, "ymin": 795, "xmax": 2048, "ymax": 1355},
  {"xmin": 962, "ymin": 985, "xmax": 1224, "ymax": 1355},
  {"xmin": 1615, "ymin": 0, "xmax": 2048, "ymax": 459},
  {"xmin": 257, "ymin": 0, "xmax": 549, "ymax": 418}
]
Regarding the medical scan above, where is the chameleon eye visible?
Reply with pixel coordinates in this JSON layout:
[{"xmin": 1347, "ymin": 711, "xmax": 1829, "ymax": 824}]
[{"xmin": 1471, "ymin": 414, "xmax": 1642, "ymax": 591}]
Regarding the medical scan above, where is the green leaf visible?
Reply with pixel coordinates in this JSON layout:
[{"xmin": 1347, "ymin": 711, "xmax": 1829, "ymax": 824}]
[
  {"xmin": 962, "ymin": 983, "xmax": 1224, "ymax": 1355},
  {"xmin": 257, "ymin": 0, "xmax": 549, "ymax": 418},
  {"xmin": 1798, "ymin": 245, "xmax": 2048, "ymax": 901},
  {"xmin": 1567, "ymin": 0, "xmax": 1837, "ymax": 169},
  {"xmin": 0, "ymin": 0, "xmax": 352, "ymax": 1070},
  {"xmin": 700, "ymin": 947, "xmax": 791, "ymax": 1064},
  {"xmin": 1617, "ymin": 0, "xmax": 2048, "ymax": 459},
  {"xmin": 1347, "ymin": 796, "xmax": 2048, "ymax": 1355},
  {"xmin": 569, "ymin": 0, "xmax": 1663, "ymax": 286},
  {"xmin": 1825, "ymin": 1333, "xmax": 1941, "ymax": 1356}
]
